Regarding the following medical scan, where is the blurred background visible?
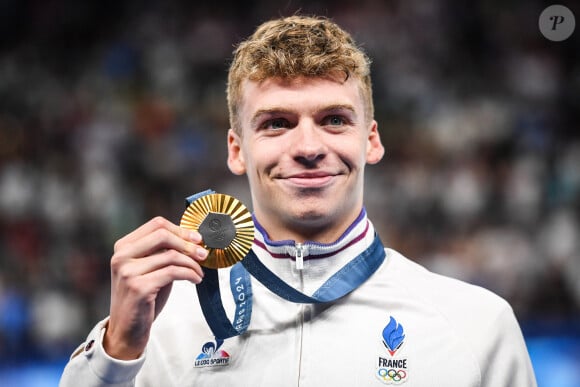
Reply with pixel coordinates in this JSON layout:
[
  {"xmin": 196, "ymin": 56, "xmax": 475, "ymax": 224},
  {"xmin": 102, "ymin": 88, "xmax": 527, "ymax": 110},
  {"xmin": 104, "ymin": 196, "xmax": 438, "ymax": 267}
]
[{"xmin": 0, "ymin": 0, "xmax": 578, "ymax": 386}]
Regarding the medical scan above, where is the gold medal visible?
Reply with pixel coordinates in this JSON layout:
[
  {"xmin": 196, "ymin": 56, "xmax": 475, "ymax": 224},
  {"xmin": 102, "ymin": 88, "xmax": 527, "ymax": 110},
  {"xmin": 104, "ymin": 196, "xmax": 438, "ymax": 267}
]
[{"xmin": 180, "ymin": 193, "xmax": 254, "ymax": 269}]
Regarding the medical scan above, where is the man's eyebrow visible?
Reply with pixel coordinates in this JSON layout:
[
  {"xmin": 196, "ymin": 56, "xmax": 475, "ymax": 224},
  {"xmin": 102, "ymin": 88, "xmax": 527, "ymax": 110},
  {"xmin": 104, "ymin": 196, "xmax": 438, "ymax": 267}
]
[
  {"xmin": 250, "ymin": 108, "xmax": 292, "ymax": 128},
  {"xmin": 320, "ymin": 104, "xmax": 357, "ymax": 115}
]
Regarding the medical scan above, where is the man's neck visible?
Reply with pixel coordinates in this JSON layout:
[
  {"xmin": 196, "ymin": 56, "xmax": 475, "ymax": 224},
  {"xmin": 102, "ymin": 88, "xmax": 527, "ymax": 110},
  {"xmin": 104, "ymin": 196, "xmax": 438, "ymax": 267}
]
[{"xmin": 253, "ymin": 207, "xmax": 366, "ymax": 244}]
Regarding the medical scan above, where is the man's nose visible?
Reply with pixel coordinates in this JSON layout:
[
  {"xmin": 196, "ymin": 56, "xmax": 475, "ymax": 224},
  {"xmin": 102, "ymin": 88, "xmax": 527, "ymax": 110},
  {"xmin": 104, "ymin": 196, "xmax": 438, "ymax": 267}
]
[{"xmin": 290, "ymin": 120, "xmax": 327, "ymax": 165}]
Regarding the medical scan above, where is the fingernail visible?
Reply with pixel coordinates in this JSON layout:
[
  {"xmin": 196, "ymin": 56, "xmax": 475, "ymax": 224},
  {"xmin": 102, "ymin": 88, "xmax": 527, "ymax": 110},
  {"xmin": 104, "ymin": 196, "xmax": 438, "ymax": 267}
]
[
  {"xmin": 189, "ymin": 231, "xmax": 202, "ymax": 243},
  {"xmin": 197, "ymin": 247, "xmax": 208, "ymax": 259}
]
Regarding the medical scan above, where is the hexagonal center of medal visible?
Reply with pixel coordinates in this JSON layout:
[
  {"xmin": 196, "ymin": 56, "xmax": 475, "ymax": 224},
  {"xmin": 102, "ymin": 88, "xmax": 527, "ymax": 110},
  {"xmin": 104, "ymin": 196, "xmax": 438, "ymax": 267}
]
[{"xmin": 198, "ymin": 212, "xmax": 236, "ymax": 249}]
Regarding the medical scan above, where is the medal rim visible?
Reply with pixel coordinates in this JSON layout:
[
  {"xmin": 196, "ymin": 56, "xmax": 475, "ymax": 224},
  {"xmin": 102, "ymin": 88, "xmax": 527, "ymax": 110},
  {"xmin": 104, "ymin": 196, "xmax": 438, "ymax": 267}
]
[{"xmin": 180, "ymin": 193, "xmax": 254, "ymax": 269}]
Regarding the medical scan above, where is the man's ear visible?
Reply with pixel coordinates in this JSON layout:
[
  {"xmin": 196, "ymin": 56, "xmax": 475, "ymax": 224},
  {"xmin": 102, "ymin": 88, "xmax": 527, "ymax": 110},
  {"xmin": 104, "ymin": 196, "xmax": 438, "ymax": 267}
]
[
  {"xmin": 227, "ymin": 129, "xmax": 246, "ymax": 175},
  {"xmin": 366, "ymin": 120, "xmax": 385, "ymax": 165}
]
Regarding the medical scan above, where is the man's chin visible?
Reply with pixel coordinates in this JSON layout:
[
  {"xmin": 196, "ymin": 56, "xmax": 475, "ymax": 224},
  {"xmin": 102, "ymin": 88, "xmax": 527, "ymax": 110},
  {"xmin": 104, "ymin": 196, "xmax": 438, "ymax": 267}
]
[{"xmin": 285, "ymin": 207, "xmax": 333, "ymax": 228}]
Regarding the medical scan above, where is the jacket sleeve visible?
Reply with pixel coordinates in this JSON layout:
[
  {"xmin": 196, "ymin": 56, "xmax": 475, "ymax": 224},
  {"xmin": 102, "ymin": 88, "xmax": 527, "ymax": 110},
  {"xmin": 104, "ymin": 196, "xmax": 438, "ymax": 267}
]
[
  {"xmin": 59, "ymin": 318, "xmax": 146, "ymax": 387},
  {"xmin": 479, "ymin": 304, "xmax": 537, "ymax": 387}
]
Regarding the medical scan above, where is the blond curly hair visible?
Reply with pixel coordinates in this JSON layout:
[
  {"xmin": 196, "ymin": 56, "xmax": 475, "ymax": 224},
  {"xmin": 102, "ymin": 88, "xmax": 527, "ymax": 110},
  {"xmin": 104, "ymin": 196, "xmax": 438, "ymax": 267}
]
[{"xmin": 227, "ymin": 15, "xmax": 374, "ymax": 133}]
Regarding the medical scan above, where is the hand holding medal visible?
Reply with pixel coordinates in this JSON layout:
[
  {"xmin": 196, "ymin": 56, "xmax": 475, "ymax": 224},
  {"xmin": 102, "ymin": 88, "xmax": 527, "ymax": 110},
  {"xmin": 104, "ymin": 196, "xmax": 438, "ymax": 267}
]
[{"xmin": 180, "ymin": 193, "xmax": 255, "ymax": 269}]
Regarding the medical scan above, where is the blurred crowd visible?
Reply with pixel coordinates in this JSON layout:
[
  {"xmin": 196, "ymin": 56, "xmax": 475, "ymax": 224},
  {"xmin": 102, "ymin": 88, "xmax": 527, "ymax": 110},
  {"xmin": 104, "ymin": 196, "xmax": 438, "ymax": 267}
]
[{"xmin": 0, "ymin": 0, "xmax": 578, "ymax": 364}]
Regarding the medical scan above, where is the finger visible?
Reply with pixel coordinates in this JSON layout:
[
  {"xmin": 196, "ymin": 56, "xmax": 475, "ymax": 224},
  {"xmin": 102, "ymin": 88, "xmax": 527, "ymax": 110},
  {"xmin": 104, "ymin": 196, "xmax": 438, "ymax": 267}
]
[
  {"xmin": 116, "ymin": 249, "xmax": 206, "ymax": 280},
  {"xmin": 115, "ymin": 217, "xmax": 202, "ymax": 252},
  {"xmin": 114, "ymin": 226, "xmax": 208, "ymax": 263},
  {"xmin": 133, "ymin": 263, "xmax": 206, "ymax": 291}
]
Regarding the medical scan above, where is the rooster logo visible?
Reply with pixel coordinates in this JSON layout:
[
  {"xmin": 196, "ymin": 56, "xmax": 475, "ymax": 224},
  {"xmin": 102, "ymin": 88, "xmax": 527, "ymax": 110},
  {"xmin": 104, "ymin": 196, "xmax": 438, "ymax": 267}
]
[
  {"xmin": 194, "ymin": 339, "xmax": 230, "ymax": 367},
  {"xmin": 196, "ymin": 339, "xmax": 228, "ymax": 360}
]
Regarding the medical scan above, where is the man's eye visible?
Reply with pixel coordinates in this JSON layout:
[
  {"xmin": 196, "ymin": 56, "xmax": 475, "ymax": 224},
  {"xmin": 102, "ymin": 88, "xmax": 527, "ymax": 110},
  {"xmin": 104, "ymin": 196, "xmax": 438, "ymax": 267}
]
[
  {"xmin": 324, "ymin": 115, "xmax": 346, "ymax": 126},
  {"xmin": 264, "ymin": 118, "xmax": 289, "ymax": 130}
]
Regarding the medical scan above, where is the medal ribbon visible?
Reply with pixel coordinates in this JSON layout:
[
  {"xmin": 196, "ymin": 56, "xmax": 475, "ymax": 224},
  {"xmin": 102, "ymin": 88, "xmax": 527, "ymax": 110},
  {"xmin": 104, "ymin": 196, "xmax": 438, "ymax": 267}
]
[
  {"xmin": 187, "ymin": 192, "xmax": 386, "ymax": 339},
  {"xmin": 195, "ymin": 262, "xmax": 253, "ymax": 339},
  {"xmin": 242, "ymin": 235, "xmax": 385, "ymax": 303}
]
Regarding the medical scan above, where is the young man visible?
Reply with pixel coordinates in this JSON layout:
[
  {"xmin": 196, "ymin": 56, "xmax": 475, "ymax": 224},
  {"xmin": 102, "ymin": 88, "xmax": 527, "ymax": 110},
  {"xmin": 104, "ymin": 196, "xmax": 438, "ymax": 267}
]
[{"xmin": 60, "ymin": 15, "xmax": 536, "ymax": 386}]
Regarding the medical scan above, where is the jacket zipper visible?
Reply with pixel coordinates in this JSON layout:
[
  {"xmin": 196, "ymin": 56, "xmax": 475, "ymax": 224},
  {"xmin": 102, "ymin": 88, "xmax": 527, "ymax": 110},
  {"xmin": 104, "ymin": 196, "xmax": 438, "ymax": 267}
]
[
  {"xmin": 295, "ymin": 242, "xmax": 304, "ymax": 270},
  {"xmin": 293, "ymin": 242, "xmax": 305, "ymax": 385}
]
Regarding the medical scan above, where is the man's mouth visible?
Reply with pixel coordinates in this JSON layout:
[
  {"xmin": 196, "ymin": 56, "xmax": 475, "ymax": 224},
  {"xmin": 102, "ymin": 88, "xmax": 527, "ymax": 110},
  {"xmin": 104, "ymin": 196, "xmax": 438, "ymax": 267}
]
[{"xmin": 282, "ymin": 171, "xmax": 338, "ymax": 188}]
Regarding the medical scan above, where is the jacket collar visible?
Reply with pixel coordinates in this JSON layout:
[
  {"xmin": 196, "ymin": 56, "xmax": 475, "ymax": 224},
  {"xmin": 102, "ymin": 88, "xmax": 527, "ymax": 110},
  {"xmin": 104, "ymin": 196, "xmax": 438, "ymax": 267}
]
[{"xmin": 252, "ymin": 208, "xmax": 372, "ymax": 261}]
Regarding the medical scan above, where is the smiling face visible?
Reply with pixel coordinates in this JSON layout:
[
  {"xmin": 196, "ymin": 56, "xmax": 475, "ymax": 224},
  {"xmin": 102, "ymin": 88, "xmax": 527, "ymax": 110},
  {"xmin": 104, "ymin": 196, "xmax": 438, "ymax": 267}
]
[{"xmin": 227, "ymin": 75, "xmax": 384, "ymax": 243}]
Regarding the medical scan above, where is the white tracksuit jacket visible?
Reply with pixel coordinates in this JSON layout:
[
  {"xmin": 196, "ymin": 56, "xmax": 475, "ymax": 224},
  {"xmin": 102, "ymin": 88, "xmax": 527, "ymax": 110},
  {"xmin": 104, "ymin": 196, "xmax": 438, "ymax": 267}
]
[{"xmin": 60, "ymin": 211, "xmax": 537, "ymax": 386}]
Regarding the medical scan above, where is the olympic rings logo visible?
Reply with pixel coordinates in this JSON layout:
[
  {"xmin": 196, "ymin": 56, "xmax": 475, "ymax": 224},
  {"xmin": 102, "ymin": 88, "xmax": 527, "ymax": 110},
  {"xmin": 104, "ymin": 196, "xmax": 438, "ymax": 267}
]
[{"xmin": 376, "ymin": 368, "xmax": 407, "ymax": 383}]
